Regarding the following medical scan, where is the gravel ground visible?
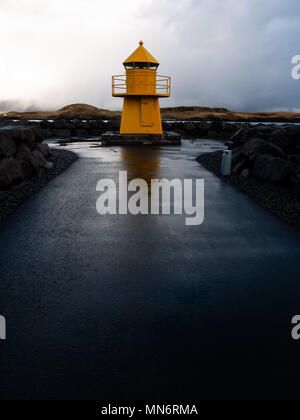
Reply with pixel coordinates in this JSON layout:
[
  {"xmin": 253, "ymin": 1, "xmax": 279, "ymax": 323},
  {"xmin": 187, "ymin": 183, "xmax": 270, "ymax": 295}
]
[
  {"xmin": 0, "ymin": 149, "xmax": 78, "ymax": 224},
  {"xmin": 197, "ymin": 151, "xmax": 300, "ymax": 231}
]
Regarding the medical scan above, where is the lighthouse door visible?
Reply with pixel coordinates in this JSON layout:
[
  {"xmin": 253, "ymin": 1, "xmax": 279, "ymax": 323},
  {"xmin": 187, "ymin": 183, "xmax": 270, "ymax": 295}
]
[{"xmin": 141, "ymin": 98, "xmax": 154, "ymax": 127}]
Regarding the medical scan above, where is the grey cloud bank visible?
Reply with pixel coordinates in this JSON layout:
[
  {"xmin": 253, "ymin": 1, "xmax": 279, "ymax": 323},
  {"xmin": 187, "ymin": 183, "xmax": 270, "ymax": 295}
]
[{"xmin": 0, "ymin": 0, "xmax": 300, "ymax": 112}]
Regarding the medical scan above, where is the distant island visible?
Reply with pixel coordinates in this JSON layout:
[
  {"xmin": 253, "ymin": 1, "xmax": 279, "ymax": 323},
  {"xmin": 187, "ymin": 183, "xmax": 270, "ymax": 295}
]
[{"xmin": 1, "ymin": 103, "xmax": 300, "ymax": 122}]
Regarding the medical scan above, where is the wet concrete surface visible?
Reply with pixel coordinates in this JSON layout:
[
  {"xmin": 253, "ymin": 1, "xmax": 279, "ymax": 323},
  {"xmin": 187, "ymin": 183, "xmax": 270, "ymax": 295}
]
[{"xmin": 0, "ymin": 139, "xmax": 300, "ymax": 400}]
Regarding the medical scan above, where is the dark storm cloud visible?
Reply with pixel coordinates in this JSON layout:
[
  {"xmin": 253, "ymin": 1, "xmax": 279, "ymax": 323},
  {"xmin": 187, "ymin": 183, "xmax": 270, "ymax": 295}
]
[{"xmin": 143, "ymin": 0, "xmax": 300, "ymax": 110}]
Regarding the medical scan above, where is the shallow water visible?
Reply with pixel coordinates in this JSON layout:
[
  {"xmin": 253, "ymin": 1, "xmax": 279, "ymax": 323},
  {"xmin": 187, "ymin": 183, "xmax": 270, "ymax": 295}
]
[{"xmin": 46, "ymin": 137, "xmax": 226, "ymax": 157}]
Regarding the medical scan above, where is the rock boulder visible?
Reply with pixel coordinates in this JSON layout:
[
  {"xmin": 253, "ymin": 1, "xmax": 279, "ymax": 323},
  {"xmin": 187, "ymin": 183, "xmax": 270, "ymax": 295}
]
[
  {"xmin": 36, "ymin": 143, "xmax": 51, "ymax": 158},
  {"xmin": 252, "ymin": 154, "xmax": 294, "ymax": 183},
  {"xmin": 0, "ymin": 158, "xmax": 23, "ymax": 188},
  {"xmin": 0, "ymin": 132, "xmax": 16, "ymax": 157}
]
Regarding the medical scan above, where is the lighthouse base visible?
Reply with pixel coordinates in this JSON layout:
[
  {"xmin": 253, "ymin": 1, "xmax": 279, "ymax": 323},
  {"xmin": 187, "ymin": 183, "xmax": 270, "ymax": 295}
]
[
  {"xmin": 101, "ymin": 131, "xmax": 181, "ymax": 146},
  {"xmin": 120, "ymin": 97, "xmax": 163, "ymax": 135}
]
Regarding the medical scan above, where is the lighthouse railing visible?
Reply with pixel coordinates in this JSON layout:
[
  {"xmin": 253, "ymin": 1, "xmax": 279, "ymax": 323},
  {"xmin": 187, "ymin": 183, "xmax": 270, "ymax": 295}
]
[{"xmin": 112, "ymin": 75, "xmax": 171, "ymax": 97}]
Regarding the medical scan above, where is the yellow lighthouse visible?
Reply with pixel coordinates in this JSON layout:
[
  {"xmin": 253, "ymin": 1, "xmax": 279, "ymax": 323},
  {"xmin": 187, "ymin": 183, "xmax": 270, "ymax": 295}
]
[{"xmin": 112, "ymin": 41, "xmax": 171, "ymax": 135}]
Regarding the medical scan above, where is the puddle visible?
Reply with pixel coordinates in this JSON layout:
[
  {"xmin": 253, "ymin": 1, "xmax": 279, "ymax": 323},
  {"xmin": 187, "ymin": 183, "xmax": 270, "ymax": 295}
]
[{"xmin": 45, "ymin": 137, "xmax": 226, "ymax": 160}]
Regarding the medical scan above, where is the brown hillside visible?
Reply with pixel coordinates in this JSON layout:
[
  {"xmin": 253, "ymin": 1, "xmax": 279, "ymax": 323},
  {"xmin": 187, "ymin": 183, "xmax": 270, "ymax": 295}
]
[
  {"xmin": 160, "ymin": 106, "xmax": 300, "ymax": 122},
  {"xmin": 0, "ymin": 104, "xmax": 120, "ymax": 120},
  {"xmin": 1, "ymin": 103, "xmax": 300, "ymax": 122}
]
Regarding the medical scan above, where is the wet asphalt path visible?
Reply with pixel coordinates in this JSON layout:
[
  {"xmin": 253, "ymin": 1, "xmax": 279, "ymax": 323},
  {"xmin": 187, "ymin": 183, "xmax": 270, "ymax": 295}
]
[{"xmin": 0, "ymin": 139, "xmax": 300, "ymax": 400}]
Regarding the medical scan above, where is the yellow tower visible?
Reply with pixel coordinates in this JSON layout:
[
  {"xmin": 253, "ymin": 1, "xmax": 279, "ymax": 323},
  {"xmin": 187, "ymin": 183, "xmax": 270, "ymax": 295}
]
[{"xmin": 112, "ymin": 41, "xmax": 171, "ymax": 135}]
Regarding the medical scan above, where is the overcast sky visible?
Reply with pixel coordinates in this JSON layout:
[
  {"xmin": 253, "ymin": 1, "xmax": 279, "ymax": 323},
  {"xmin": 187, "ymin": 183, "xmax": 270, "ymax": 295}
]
[{"xmin": 1, "ymin": 0, "xmax": 300, "ymax": 112}]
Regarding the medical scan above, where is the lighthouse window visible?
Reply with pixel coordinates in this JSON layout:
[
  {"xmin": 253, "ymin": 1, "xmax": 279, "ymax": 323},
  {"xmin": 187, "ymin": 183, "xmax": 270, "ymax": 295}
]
[
  {"xmin": 149, "ymin": 63, "xmax": 158, "ymax": 70},
  {"xmin": 135, "ymin": 62, "xmax": 148, "ymax": 69},
  {"xmin": 124, "ymin": 63, "xmax": 134, "ymax": 70}
]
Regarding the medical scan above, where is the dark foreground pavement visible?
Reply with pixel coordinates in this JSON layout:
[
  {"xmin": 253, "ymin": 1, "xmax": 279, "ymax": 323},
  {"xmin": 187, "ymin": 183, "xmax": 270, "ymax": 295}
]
[{"xmin": 0, "ymin": 140, "xmax": 300, "ymax": 400}]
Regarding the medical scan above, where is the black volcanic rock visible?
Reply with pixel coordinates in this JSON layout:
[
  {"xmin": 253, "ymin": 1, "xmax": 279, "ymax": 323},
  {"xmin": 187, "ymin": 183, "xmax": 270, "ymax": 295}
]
[
  {"xmin": 252, "ymin": 154, "xmax": 294, "ymax": 183},
  {"xmin": 0, "ymin": 126, "xmax": 52, "ymax": 189},
  {"xmin": 0, "ymin": 132, "xmax": 16, "ymax": 157},
  {"xmin": 0, "ymin": 157, "xmax": 23, "ymax": 188}
]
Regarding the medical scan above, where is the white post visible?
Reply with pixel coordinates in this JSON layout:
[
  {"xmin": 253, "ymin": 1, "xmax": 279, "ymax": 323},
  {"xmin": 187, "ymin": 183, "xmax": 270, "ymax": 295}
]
[
  {"xmin": 0, "ymin": 315, "xmax": 6, "ymax": 340},
  {"xmin": 221, "ymin": 150, "xmax": 232, "ymax": 176}
]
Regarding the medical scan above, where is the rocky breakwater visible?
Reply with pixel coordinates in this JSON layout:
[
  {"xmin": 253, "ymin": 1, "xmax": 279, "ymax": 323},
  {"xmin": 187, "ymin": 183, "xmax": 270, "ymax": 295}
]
[
  {"xmin": 29, "ymin": 118, "xmax": 119, "ymax": 139},
  {"xmin": 162, "ymin": 120, "xmax": 239, "ymax": 139},
  {"xmin": 197, "ymin": 124, "xmax": 300, "ymax": 230},
  {"xmin": 229, "ymin": 124, "xmax": 300, "ymax": 195},
  {"xmin": 0, "ymin": 117, "xmax": 240, "ymax": 140},
  {"xmin": 0, "ymin": 126, "xmax": 51, "ymax": 189}
]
